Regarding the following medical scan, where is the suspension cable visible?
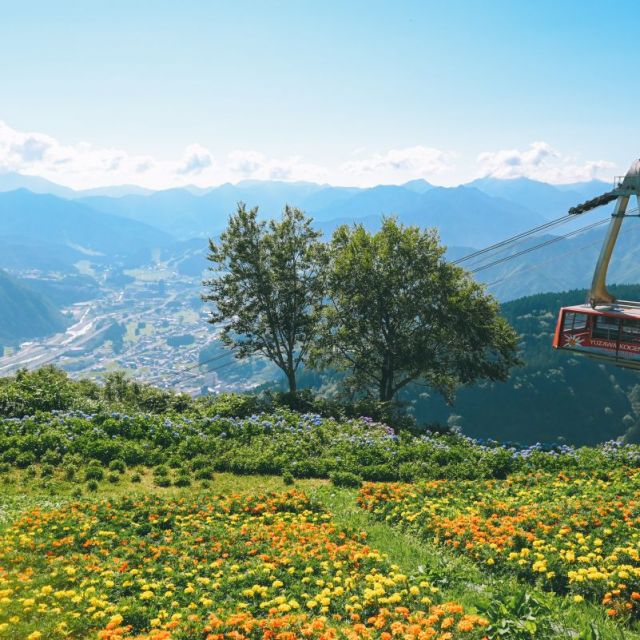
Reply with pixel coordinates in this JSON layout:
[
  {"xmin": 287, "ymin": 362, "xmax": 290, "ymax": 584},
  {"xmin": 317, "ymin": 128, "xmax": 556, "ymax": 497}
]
[
  {"xmin": 461, "ymin": 206, "xmax": 640, "ymax": 273},
  {"xmin": 485, "ymin": 219, "xmax": 640, "ymax": 289},
  {"xmin": 452, "ymin": 213, "xmax": 585, "ymax": 265},
  {"xmin": 469, "ymin": 217, "xmax": 612, "ymax": 274},
  {"xmin": 485, "ymin": 238, "xmax": 605, "ymax": 288}
]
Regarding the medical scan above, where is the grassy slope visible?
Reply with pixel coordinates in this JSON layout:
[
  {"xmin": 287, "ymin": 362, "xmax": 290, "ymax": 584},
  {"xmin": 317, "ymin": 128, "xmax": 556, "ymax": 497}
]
[{"xmin": 1, "ymin": 469, "xmax": 637, "ymax": 640}]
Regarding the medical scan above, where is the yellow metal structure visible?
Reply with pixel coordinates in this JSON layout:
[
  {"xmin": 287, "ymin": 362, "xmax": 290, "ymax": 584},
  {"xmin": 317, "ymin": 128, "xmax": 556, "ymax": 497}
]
[{"xmin": 587, "ymin": 160, "xmax": 640, "ymax": 307}]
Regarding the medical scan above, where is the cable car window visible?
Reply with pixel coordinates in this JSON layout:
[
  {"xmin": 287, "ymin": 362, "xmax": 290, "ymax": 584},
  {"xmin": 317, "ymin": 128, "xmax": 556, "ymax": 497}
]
[
  {"xmin": 592, "ymin": 315, "xmax": 621, "ymax": 341},
  {"xmin": 573, "ymin": 313, "xmax": 587, "ymax": 330},
  {"xmin": 621, "ymin": 319, "xmax": 640, "ymax": 343},
  {"xmin": 563, "ymin": 312, "xmax": 588, "ymax": 333}
]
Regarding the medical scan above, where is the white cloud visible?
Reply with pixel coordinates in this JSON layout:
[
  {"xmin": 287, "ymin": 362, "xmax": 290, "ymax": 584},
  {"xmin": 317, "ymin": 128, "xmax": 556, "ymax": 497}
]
[
  {"xmin": 0, "ymin": 120, "xmax": 163, "ymax": 188},
  {"xmin": 0, "ymin": 120, "xmax": 330, "ymax": 189},
  {"xmin": 0, "ymin": 120, "xmax": 619, "ymax": 192},
  {"xmin": 341, "ymin": 145, "xmax": 454, "ymax": 184},
  {"xmin": 227, "ymin": 150, "xmax": 327, "ymax": 182},
  {"xmin": 177, "ymin": 144, "xmax": 214, "ymax": 175},
  {"xmin": 477, "ymin": 141, "xmax": 616, "ymax": 183}
]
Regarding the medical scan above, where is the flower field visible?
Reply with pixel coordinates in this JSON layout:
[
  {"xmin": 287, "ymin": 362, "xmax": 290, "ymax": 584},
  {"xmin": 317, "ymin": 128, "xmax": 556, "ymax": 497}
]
[
  {"xmin": 358, "ymin": 469, "xmax": 640, "ymax": 622},
  {"xmin": 0, "ymin": 490, "xmax": 488, "ymax": 639}
]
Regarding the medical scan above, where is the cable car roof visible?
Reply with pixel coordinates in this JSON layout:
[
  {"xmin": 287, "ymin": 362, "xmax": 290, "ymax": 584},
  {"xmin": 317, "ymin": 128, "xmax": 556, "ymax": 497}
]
[{"xmin": 561, "ymin": 303, "xmax": 640, "ymax": 319}]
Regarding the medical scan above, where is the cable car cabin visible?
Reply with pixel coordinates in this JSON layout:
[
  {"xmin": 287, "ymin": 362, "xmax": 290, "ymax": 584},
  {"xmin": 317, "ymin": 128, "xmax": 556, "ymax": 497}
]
[{"xmin": 553, "ymin": 304, "xmax": 640, "ymax": 369}]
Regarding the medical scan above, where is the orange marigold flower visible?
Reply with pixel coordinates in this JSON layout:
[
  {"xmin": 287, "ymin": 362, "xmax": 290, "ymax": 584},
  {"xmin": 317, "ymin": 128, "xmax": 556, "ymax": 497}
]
[
  {"xmin": 457, "ymin": 618, "xmax": 476, "ymax": 632},
  {"xmin": 441, "ymin": 617, "xmax": 454, "ymax": 629}
]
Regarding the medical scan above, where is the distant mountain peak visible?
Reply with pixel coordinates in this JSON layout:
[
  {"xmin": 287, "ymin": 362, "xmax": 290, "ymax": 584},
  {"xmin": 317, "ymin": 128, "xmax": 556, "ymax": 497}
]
[
  {"xmin": 0, "ymin": 171, "xmax": 76, "ymax": 198},
  {"xmin": 401, "ymin": 179, "xmax": 433, "ymax": 194}
]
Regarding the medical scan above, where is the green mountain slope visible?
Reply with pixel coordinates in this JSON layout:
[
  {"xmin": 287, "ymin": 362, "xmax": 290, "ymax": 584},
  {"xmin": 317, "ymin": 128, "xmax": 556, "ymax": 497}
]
[
  {"xmin": 412, "ymin": 285, "xmax": 640, "ymax": 445},
  {"xmin": 0, "ymin": 270, "xmax": 69, "ymax": 346}
]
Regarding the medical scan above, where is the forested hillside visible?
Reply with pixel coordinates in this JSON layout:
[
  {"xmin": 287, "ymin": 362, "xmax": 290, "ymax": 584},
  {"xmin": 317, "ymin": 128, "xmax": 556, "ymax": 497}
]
[
  {"xmin": 412, "ymin": 285, "xmax": 640, "ymax": 445},
  {"xmin": 0, "ymin": 270, "xmax": 69, "ymax": 346}
]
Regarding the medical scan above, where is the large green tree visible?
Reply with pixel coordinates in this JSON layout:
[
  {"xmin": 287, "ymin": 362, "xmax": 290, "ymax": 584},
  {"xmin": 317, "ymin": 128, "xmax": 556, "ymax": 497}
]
[
  {"xmin": 315, "ymin": 217, "xmax": 520, "ymax": 403},
  {"xmin": 203, "ymin": 203, "xmax": 327, "ymax": 395}
]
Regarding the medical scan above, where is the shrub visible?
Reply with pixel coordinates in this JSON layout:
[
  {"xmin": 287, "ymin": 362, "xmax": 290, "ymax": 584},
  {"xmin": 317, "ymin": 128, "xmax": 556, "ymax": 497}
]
[
  {"xmin": 63, "ymin": 452, "xmax": 83, "ymax": 466},
  {"xmin": 173, "ymin": 475, "xmax": 191, "ymax": 487},
  {"xmin": 282, "ymin": 470, "xmax": 295, "ymax": 486},
  {"xmin": 41, "ymin": 449, "xmax": 62, "ymax": 465},
  {"xmin": 1, "ymin": 448, "xmax": 18, "ymax": 463},
  {"xmin": 0, "ymin": 462, "xmax": 11, "ymax": 474},
  {"xmin": 484, "ymin": 448, "xmax": 519, "ymax": 479},
  {"xmin": 190, "ymin": 455, "xmax": 210, "ymax": 471},
  {"xmin": 131, "ymin": 473, "xmax": 142, "ymax": 483},
  {"xmin": 290, "ymin": 459, "xmax": 330, "ymax": 479},
  {"xmin": 200, "ymin": 392, "xmax": 262, "ymax": 418},
  {"xmin": 15, "ymin": 451, "xmax": 36, "ymax": 468},
  {"xmin": 64, "ymin": 465, "xmax": 77, "ymax": 481},
  {"xmin": 87, "ymin": 480, "xmax": 99, "ymax": 492},
  {"xmin": 361, "ymin": 464, "xmax": 399, "ymax": 482},
  {"xmin": 154, "ymin": 476, "xmax": 171, "ymax": 487},
  {"xmin": 108, "ymin": 459, "xmax": 127, "ymax": 474},
  {"xmin": 330, "ymin": 471, "xmax": 363, "ymax": 488},
  {"xmin": 40, "ymin": 464, "xmax": 55, "ymax": 478},
  {"xmin": 84, "ymin": 465, "xmax": 104, "ymax": 482},
  {"xmin": 194, "ymin": 467, "xmax": 214, "ymax": 480},
  {"xmin": 107, "ymin": 472, "xmax": 120, "ymax": 484},
  {"xmin": 153, "ymin": 465, "xmax": 169, "ymax": 477}
]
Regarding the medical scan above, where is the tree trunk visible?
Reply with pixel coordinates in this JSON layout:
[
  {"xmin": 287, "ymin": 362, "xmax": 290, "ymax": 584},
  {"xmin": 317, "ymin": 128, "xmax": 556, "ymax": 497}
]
[
  {"xmin": 286, "ymin": 369, "xmax": 297, "ymax": 395},
  {"xmin": 379, "ymin": 358, "xmax": 394, "ymax": 402},
  {"xmin": 380, "ymin": 381, "xmax": 394, "ymax": 402}
]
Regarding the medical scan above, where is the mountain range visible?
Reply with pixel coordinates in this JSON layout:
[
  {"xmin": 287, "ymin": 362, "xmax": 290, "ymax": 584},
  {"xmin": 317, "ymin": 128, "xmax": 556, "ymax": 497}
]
[{"xmin": 0, "ymin": 170, "xmax": 627, "ymax": 303}]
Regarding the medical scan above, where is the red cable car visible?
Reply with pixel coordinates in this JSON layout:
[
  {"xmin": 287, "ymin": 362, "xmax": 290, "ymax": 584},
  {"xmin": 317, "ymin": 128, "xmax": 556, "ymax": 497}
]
[
  {"xmin": 553, "ymin": 159, "xmax": 640, "ymax": 368},
  {"xmin": 553, "ymin": 304, "xmax": 640, "ymax": 369}
]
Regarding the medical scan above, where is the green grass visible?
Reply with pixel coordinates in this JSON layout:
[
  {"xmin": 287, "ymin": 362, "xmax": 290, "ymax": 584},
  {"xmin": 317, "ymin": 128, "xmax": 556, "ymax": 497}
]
[{"xmin": 0, "ymin": 467, "xmax": 323, "ymax": 505}]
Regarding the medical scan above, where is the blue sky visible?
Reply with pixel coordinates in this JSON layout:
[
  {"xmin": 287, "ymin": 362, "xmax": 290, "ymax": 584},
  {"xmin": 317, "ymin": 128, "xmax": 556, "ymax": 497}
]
[{"xmin": 0, "ymin": 1, "xmax": 635, "ymax": 189}]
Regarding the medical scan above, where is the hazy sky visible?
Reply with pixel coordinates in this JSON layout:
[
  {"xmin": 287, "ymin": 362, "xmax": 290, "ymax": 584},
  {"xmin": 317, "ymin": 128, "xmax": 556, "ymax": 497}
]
[{"xmin": 0, "ymin": 1, "xmax": 635, "ymax": 189}]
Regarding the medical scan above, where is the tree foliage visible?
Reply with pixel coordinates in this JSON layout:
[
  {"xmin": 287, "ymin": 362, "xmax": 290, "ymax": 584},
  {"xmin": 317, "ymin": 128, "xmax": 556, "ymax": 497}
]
[
  {"xmin": 315, "ymin": 218, "xmax": 520, "ymax": 402},
  {"xmin": 203, "ymin": 203, "xmax": 327, "ymax": 394}
]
